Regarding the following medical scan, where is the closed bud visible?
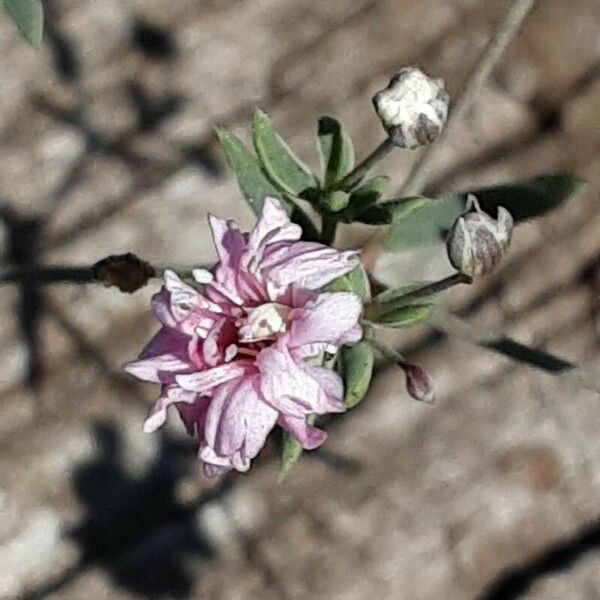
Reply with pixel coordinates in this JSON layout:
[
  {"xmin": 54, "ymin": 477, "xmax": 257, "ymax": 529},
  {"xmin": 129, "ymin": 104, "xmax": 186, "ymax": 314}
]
[
  {"xmin": 446, "ymin": 195, "xmax": 514, "ymax": 278},
  {"xmin": 372, "ymin": 66, "xmax": 449, "ymax": 149},
  {"xmin": 320, "ymin": 189, "xmax": 350, "ymax": 213},
  {"xmin": 400, "ymin": 361, "xmax": 435, "ymax": 403}
]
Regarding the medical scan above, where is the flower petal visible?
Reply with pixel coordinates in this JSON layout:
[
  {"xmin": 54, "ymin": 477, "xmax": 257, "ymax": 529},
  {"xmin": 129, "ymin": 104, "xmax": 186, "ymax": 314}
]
[
  {"xmin": 125, "ymin": 354, "xmax": 191, "ymax": 383},
  {"xmin": 290, "ymin": 292, "xmax": 362, "ymax": 347},
  {"xmin": 143, "ymin": 385, "xmax": 197, "ymax": 433},
  {"xmin": 278, "ymin": 414, "xmax": 328, "ymax": 450},
  {"xmin": 176, "ymin": 362, "xmax": 249, "ymax": 393},
  {"xmin": 263, "ymin": 242, "xmax": 359, "ymax": 290}
]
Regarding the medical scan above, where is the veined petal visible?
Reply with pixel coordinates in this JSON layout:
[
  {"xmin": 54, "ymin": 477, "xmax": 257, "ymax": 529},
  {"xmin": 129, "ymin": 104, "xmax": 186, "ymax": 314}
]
[
  {"xmin": 257, "ymin": 339, "xmax": 341, "ymax": 416},
  {"xmin": 263, "ymin": 243, "xmax": 359, "ymax": 290},
  {"xmin": 290, "ymin": 292, "xmax": 362, "ymax": 347},
  {"xmin": 176, "ymin": 362, "xmax": 249, "ymax": 393},
  {"xmin": 278, "ymin": 414, "xmax": 327, "ymax": 450},
  {"xmin": 125, "ymin": 354, "xmax": 191, "ymax": 383},
  {"xmin": 143, "ymin": 385, "xmax": 197, "ymax": 433}
]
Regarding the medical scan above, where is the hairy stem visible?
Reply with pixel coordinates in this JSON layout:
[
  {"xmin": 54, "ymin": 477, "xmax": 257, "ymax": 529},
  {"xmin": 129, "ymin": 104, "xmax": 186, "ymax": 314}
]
[{"xmin": 337, "ymin": 138, "xmax": 394, "ymax": 191}]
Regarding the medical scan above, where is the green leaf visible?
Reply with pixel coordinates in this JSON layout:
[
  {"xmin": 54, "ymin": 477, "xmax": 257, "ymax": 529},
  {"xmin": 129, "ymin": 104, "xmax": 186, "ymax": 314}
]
[
  {"xmin": 280, "ymin": 414, "xmax": 316, "ymax": 478},
  {"xmin": 385, "ymin": 196, "xmax": 464, "ymax": 251},
  {"xmin": 4, "ymin": 0, "xmax": 43, "ymax": 46},
  {"xmin": 385, "ymin": 174, "xmax": 585, "ymax": 252},
  {"xmin": 253, "ymin": 109, "xmax": 316, "ymax": 196},
  {"xmin": 456, "ymin": 174, "xmax": 586, "ymax": 222},
  {"xmin": 341, "ymin": 341, "xmax": 374, "ymax": 408},
  {"xmin": 339, "ymin": 176, "xmax": 389, "ymax": 223},
  {"xmin": 371, "ymin": 304, "xmax": 434, "ymax": 328},
  {"xmin": 216, "ymin": 127, "xmax": 283, "ymax": 215},
  {"xmin": 317, "ymin": 116, "xmax": 354, "ymax": 188},
  {"xmin": 323, "ymin": 266, "xmax": 370, "ymax": 301}
]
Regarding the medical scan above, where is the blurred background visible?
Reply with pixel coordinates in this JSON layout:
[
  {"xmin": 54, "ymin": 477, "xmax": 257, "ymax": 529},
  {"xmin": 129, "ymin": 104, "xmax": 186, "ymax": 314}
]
[{"xmin": 1, "ymin": 0, "xmax": 600, "ymax": 598}]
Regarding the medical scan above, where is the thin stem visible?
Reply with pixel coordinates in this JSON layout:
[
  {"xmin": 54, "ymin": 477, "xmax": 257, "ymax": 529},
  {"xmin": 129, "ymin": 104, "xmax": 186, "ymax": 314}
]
[
  {"xmin": 368, "ymin": 337, "xmax": 406, "ymax": 363},
  {"xmin": 337, "ymin": 138, "xmax": 394, "ymax": 190},
  {"xmin": 366, "ymin": 272, "xmax": 471, "ymax": 319},
  {"xmin": 400, "ymin": 0, "xmax": 539, "ymax": 196},
  {"xmin": 320, "ymin": 215, "xmax": 338, "ymax": 245},
  {"xmin": 0, "ymin": 256, "xmax": 207, "ymax": 292}
]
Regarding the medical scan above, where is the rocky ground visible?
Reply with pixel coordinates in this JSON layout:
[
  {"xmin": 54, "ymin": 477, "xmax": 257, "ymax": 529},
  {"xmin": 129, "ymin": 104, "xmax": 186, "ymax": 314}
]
[{"xmin": 1, "ymin": 0, "xmax": 600, "ymax": 598}]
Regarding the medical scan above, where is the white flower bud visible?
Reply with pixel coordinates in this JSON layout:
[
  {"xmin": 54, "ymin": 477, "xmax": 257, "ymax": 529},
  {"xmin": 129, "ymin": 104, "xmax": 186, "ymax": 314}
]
[
  {"xmin": 446, "ymin": 195, "xmax": 514, "ymax": 278},
  {"xmin": 372, "ymin": 66, "xmax": 449, "ymax": 149}
]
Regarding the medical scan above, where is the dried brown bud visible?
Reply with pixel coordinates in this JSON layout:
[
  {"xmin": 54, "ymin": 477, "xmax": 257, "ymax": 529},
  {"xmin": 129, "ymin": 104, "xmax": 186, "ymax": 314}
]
[
  {"xmin": 400, "ymin": 361, "xmax": 435, "ymax": 403},
  {"xmin": 446, "ymin": 196, "xmax": 513, "ymax": 278},
  {"xmin": 93, "ymin": 253, "xmax": 156, "ymax": 293},
  {"xmin": 372, "ymin": 66, "xmax": 449, "ymax": 149}
]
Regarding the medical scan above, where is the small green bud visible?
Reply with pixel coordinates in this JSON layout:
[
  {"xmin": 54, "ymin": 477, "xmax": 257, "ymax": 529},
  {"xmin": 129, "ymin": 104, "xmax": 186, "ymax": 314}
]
[{"xmin": 320, "ymin": 190, "xmax": 351, "ymax": 213}]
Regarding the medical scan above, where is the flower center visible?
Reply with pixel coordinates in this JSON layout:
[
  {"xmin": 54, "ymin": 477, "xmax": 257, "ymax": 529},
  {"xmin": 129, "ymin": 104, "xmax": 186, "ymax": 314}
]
[{"xmin": 237, "ymin": 303, "xmax": 291, "ymax": 343}]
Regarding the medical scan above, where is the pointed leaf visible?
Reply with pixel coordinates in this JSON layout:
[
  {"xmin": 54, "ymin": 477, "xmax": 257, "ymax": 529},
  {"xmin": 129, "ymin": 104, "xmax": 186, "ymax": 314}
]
[
  {"xmin": 280, "ymin": 414, "xmax": 316, "ymax": 478},
  {"xmin": 371, "ymin": 304, "xmax": 434, "ymax": 328},
  {"xmin": 253, "ymin": 109, "xmax": 316, "ymax": 195},
  {"xmin": 457, "ymin": 174, "xmax": 586, "ymax": 222},
  {"xmin": 4, "ymin": 0, "xmax": 43, "ymax": 46},
  {"xmin": 317, "ymin": 116, "xmax": 354, "ymax": 188},
  {"xmin": 216, "ymin": 127, "xmax": 283, "ymax": 215},
  {"xmin": 385, "ymin": 174, "xmax": 585, "ymax": 252},
  {"xmin": 341, "ymin": 341, "xmax": 374, "ymax": 408}
]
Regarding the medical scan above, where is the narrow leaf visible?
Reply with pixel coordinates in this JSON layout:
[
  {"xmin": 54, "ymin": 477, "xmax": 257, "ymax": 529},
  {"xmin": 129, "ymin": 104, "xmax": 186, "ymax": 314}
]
[
  {"xmin": 341, "ymin": 341, "xmax": 374, "ymax": 408},
  {"xmin": 371, "ymin": 304, "xmax": 434, "ymax": 328},
  {"xmin": 385, "ymin": 174, "xmax": 584, "ymax": 252},
  {"xmin": 4, "ymin": 0, "xmax": 43, "ymax": 46},
  {"xmin": 280, "ymin": 414, "xmax": 316, "ymax": 478},
  {"xmin": 216, "ymin": 127, "xmax": 282, "ymax": 215},
  {"xmin": 317, "ymin": 116, "xmax": 354, "ymax": 188},
  {"xmin": 457, "ymin": 174, "xmax": 586, "ymax": 222},
  {"xmin": 253, "ymin": 109, "xmax": 316, "ymax": 195}
]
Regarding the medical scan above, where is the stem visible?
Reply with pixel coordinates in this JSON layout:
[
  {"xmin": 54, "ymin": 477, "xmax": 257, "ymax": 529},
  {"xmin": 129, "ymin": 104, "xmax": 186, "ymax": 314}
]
[
  {"xmin": 400, "ymin": 0, "xmax": 538, "ymax": 196},
  {"xmin": 368, "ymin": 337, "xmax": 406, "ymax": 363},
  {"xmin": 337, "ymin": 138, "xmax": 394, "ymax": 190},
  {"xmin": 366, "ymin": 272, "xmax": 471, "ymax": 319},
  {"xmin": 320, "ymin": 215, "xmax": 338, "ymax": 245},
  {"xmin": 0, "ymin": 256, "xmax": 207, "ymax": 292}
]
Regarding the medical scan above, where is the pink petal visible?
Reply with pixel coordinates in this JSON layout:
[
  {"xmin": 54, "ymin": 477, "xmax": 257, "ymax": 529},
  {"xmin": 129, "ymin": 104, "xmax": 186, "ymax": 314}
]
[
  {"xmin": 143, "ymin": 385, "xmax": 197, "ymax": 433},
  {"xmin": 124, "ymin": 354, "xmax": 191, "ymax": 383},
  {"xmin": 245, "ymin": 197, "xmax": 301, "ymax": 272},
  {"xmin": 139, "ymin": 327, "xmax": 189, "ymax": 360},
  {"xmin": 176, "ymin": 362, "xmax": 249, "ymax": 393},
  {"xmin": 177, "ymin": 395, "xmax": 211, "ymax": 436},
  {"xmin": 151, "ymin": 290, "xmax": 177, "ymax": 328},
  {"xmin": 263, "ymin": 242, "xmax": 359, "ymax": 290},
  {"xmin": 258, "ymin": 339, "xmax": 343, "ymax": 416},
  {"xmin": 290, "ymin": 292, "xmax": 362, "ymax": 347},
  {"xmin": 278, "ymin": 414, "xmax": 328, "ymax": 450}
]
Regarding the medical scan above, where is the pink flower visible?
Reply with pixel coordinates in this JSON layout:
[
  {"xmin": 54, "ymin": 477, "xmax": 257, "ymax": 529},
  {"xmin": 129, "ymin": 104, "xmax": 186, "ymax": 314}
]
[{"xmin": 125, "ymin": 198, "xmax": 362, "ymax": 477}]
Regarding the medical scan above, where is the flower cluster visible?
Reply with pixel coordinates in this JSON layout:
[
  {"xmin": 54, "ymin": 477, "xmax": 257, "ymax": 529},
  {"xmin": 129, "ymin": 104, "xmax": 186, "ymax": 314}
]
[{"xmin": 125, "ymin": 198, "xmax": 362, "ymax": 477}]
